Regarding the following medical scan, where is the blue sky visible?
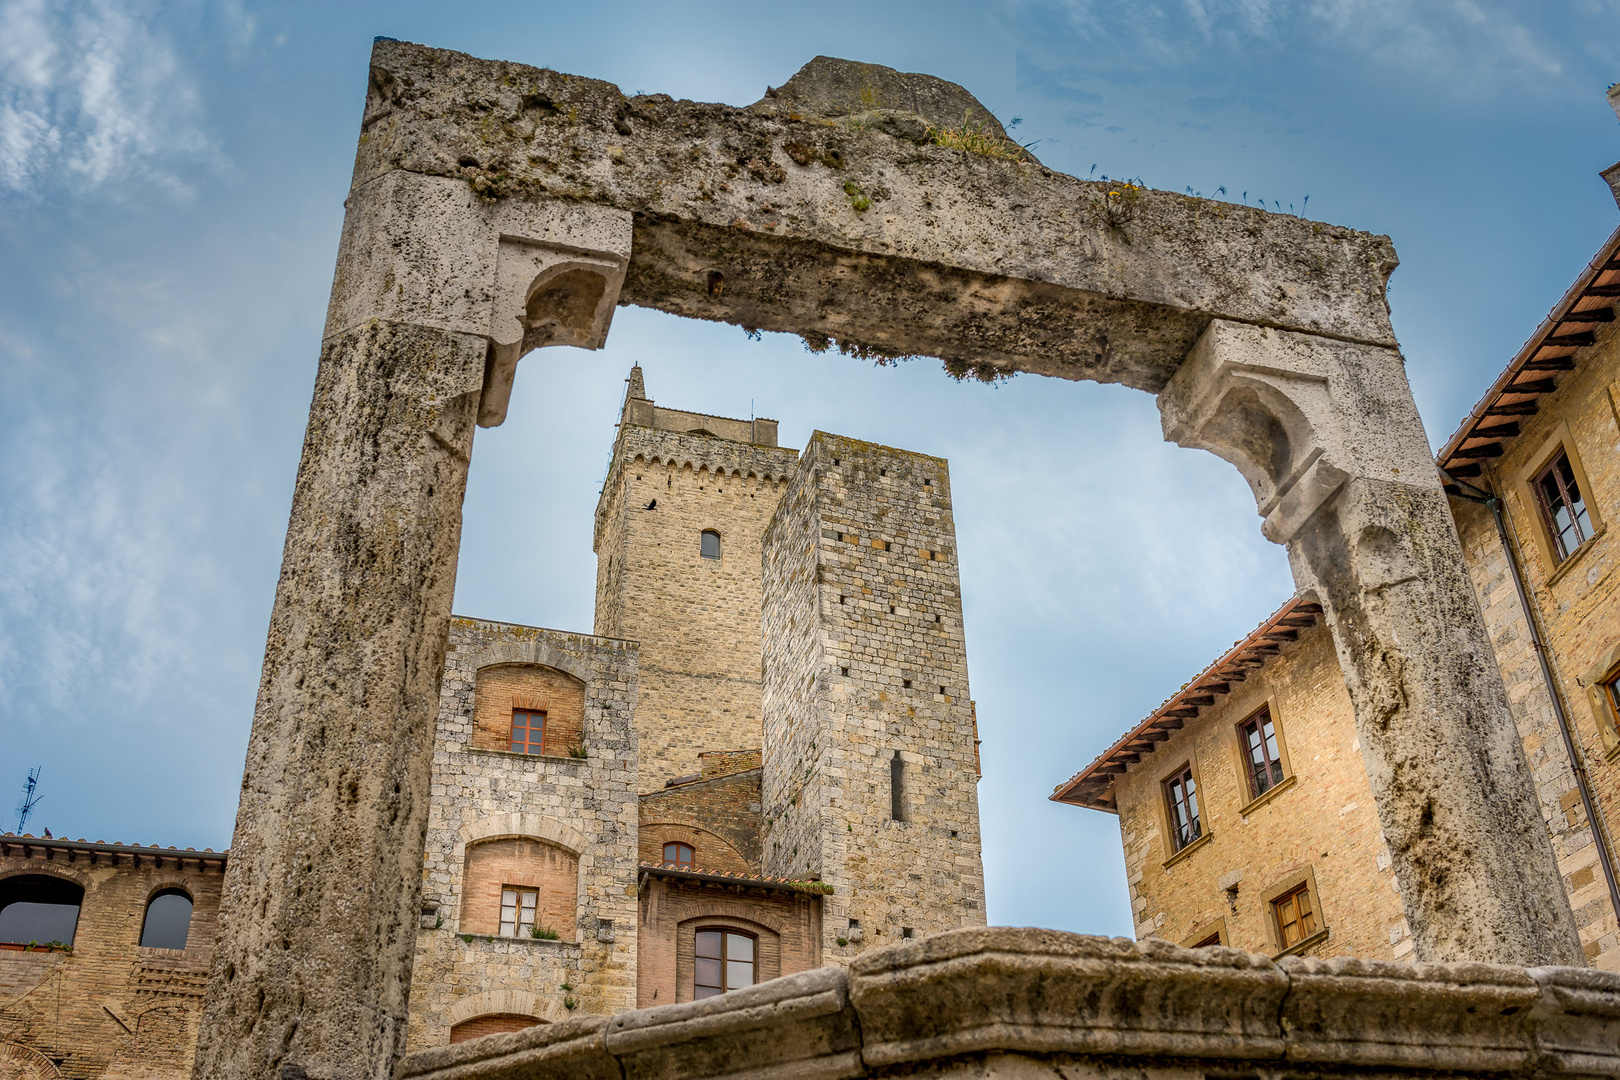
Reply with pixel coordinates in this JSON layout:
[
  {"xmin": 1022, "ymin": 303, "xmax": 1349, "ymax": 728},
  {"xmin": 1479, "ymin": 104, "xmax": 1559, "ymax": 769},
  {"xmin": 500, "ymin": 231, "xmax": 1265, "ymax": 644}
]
[{"xmin": 2, "ymin": 0, "xmax": 1618, "ymax": 938}]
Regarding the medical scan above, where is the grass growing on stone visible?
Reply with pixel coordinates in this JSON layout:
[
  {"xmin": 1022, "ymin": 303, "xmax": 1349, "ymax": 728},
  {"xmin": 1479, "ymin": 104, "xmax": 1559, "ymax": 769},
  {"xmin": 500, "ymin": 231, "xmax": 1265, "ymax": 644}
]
[{"xmin": 929, "ymin": 115, "xmax": 1022, "ymax": 161}]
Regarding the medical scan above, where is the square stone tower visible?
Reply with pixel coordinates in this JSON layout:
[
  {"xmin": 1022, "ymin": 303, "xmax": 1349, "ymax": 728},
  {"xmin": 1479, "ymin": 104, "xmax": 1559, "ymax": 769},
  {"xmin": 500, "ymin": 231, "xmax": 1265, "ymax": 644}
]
[
  {"xmin": 760, "ymin": 432, "xmax": 987, "ymax": 962},
  {"xmin": 593, "ymin": 366, "xmax": 800, "ymax": 789}
]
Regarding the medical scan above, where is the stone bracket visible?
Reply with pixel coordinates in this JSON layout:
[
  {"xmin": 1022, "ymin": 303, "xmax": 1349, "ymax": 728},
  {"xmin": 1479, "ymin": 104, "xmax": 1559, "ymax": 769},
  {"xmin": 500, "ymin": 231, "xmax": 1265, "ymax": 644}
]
[
  {"xmin": 324, "ymin": 169, "xmax": 631, "ymax": 429},
  {"xmin": 1160, "ymin": 320, "xmax": 1434, "ymax": 545}
]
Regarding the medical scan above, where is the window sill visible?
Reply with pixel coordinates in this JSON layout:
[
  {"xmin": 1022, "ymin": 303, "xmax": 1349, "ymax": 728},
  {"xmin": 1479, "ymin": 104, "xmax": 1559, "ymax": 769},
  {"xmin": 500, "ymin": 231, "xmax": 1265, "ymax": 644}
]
[
  {"xmin": 1544, "ymin": 522, "xmax": 1606, "ymax": 589},
  {"xmin": 1273, "ymin": 926, "xmax": 1330, "ymax": 959},
  {"xmin": 0, "ymin": 943, "xmax": 69, "ymax": 955},
  {"xmin": 1237, "ymin": 774, "xmax": 1298, "ymax": 818},
  {"xmin": 1162, "ymin": 831, "xmax": 1213, "ymax": 869},
  {"xmin": 450, "ymin": 930, "xmax": 579, "ymax": 949},
  {"xmin": 464, "ymin": 746, "xmax": 589, "ymax": 765}
]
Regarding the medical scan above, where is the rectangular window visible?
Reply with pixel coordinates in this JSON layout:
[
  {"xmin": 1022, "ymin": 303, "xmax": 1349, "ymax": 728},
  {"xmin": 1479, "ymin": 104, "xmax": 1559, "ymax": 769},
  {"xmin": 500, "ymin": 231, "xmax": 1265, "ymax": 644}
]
[
  {"xmin": 694, "ymin": 929, "xmax": 755, "ymax": 999},
  {"xmin": 1164, "ymin": 766, "xmax": 1201, "ymax": 852},
  {"xmin": 1238, "ymin": 707, "xmax": 1285, "ymax": 799},
  {"xmin": 499, "ymin": 886, "xmax": 537, "ymax": 937},
  {"xmin": 1605, "ymin": 672, "xmax": 1620, "ymax": 730},
  {"xmin": 1534, "ymin": 449, "xmax": 1594, "ymax": 562},
  {"xmin": 1191, "ymin": 931, "xmax": 1222, "ymax": 948},
  {"xmin": 510, "ymin": 709, "xmax": 546, "ymax": 755},
  {"xmin": 1273, "ymin": 883, "xmax": 1318, "ymax": 948}
]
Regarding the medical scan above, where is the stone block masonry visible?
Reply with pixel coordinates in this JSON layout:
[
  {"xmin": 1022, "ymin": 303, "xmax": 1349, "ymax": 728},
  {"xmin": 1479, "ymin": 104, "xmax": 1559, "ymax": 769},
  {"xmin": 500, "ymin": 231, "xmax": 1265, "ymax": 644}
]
[
  {"xmin": 761, "ymin": 432, "xmax": 986, "ymax": 964},
  {"xmin": 594, "ymin": 374, "xmax": 799, "ymax": 789},
  {"xmin": 405, "ymin": 618, "xmax": 641, "ymax": 1052}
]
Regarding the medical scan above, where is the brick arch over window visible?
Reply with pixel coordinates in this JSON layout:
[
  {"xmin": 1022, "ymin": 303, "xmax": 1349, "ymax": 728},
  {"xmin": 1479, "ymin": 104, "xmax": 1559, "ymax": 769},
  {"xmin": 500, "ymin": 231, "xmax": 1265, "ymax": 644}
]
[
  {"xmin": 640, "ymin": 822, "xmax": 751, "ymax": 875},
  {"xmin": 674, "ymin": 913, "xmax": 781, "ymax": 1003},
  {"xmin": 459, "ymin": 813, "xmax": 587, "ymax": 856},
  {"xmin": 471, "ymin": 663, "xmax": 584, "ymax": 756},
  {"xmin": 449, "ymin": 1015, "xmax": 547, "ymax": 1044},
  {"xmin": 459, "ymin": 837, "xmax": 579, "ymax": 938}
]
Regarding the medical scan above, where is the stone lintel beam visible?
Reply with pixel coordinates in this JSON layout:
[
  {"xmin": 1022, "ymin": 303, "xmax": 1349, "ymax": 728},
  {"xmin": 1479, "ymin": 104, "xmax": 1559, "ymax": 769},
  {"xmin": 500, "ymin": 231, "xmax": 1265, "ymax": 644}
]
[
  {"xmin": 394, "ymin": 928, "xmax": 1620, "ymax": 1080},
  {"xmin": 357, "ymin": 39, "xmax": 1398, "ymax": 391},
  {"xmin": 1160, "ymin": 320, "xmax": 1582, "ymax": 967}
]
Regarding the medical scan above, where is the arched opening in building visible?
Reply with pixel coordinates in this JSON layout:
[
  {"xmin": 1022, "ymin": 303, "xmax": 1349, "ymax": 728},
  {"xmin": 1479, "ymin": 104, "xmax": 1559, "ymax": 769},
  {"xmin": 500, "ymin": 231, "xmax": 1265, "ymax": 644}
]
[
  {"xmin": 700, "ymin": 529, "xmax": 721, "ymax": 559},
  {"xmin": 449, "ymin": 1014, "xmax": 546, "ymax": 1044},
  {"xmin": 0, "ymin": 875, "xmax": 83, "ymax": 947},
  {"xmin": 140, "ymin": 888, "xmax": 194, "ymax": 949}
]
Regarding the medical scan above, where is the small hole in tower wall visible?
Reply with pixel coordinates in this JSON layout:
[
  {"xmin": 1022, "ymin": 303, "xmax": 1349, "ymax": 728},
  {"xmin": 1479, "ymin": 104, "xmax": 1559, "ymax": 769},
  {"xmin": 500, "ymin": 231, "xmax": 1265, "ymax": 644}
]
[{"xmin": 903, "ymin": 679, "xmax": 912, "ymax": 689}]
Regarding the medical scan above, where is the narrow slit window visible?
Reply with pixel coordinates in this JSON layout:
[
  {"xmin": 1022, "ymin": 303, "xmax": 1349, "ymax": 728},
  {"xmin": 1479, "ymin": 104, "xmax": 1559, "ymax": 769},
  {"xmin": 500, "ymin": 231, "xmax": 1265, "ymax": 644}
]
[
  {"xmin": 1534, "ymin": 449, "xmax": 1594, "ymax": 562},
  {"xmin": 1164, "ymin": 767, "xmax": 1201, "ymax": 852},
  {"xmin": 694, "ymin": 929, "xmax": 755, "ymax": 998},
  {"xmin": 1273, "ymin": 883, "xmax": 1318, "ymax": 948},
  {"xmin": 1239, "ymin": 707, "xmax": 1285, "ymax": 799},
  {"xmin": 700, "ymin": 530, "xmax": 722, "ymax": 559},
  {"xmin": 499, "ymin": 886, "xmax": 538, "ymax": 938},
  {"xmin": 663, "ymin": 842, "xmax": 694, "ymax": 868},
  {"xmin": 511, "ymin": 709, "xmax": 546, "ymax": 755},
  {"xmin": 890, "ymin": 751, "xmax": 906, "ymax": 822}
]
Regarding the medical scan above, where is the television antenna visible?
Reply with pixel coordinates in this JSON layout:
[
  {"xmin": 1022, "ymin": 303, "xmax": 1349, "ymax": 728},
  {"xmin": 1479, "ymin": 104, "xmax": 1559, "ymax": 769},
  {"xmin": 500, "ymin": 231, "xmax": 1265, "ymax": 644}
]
[{"xmin": 15, "ymin": 767, "xmax": 42, "ymax": 834}]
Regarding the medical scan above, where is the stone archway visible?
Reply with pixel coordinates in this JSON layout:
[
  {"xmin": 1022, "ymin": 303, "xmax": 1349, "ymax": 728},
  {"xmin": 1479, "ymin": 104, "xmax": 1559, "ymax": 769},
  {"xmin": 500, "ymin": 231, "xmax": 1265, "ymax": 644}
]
[{"xmin": 194, "ymin": 41, "xmax": 1581, "ymax": 1080}]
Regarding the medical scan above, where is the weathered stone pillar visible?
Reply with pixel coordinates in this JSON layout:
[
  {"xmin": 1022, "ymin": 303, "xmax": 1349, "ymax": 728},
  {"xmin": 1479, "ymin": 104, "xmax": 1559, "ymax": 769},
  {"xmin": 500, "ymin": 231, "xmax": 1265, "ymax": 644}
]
[
  {"xmin": 194, "ymin": 171, "xmax": 630, "ymax": 1080},
  {"xmin": 1160, "ymin": 319, "xmax": 1582, "ymax": 967}
]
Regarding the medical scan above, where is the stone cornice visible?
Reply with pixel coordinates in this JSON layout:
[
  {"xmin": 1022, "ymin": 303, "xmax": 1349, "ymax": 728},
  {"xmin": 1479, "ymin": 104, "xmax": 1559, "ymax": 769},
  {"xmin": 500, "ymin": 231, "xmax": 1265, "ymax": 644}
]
[{"xmin": 396, "ymin": 928, "xmax": 1620, "ymax": 1080}]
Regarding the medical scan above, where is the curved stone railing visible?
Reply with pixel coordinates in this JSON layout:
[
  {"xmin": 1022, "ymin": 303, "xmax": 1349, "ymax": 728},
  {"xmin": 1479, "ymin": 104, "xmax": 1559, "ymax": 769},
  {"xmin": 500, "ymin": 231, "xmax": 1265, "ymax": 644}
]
[{"xmin": 397, "ymin": 928, "xmax": 1620, "ymax": 1080}]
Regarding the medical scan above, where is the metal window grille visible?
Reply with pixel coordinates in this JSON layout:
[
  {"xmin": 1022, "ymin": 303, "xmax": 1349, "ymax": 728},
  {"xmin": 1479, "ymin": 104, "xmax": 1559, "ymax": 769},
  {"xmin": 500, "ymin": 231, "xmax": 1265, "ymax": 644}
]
[
  {"xmin": 510, "ymin": 709, "xmax": 546, "ymax": 755},
  {"xmin": 1164, "ymin": 767, "xmax": 1201, "ymax": 851},
  {"xmin": 1239, "ymin": 708, "xmax": 1286, "ymax": 799},
  {"xmin": 499, "ymin": 887, "xmax": 537, "ymax": 937},
  {"xmin": 694, "ymin": 929, "xmax": 755, "ymax": 999},
  {"xmin": 1534, "ymin": 450, "xmax": 1594, "ymax": 562}
]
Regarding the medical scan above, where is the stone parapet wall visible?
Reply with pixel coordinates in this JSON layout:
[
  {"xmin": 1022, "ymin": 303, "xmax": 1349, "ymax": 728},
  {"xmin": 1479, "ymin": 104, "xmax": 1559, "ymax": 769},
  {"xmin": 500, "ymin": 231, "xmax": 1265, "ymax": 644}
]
[
  {"xmin": 761, "ymin": 433, "xmax": 985, "ymax": 963},
  {"xmin": 406, "ymin": 619, "xmax": 641, "ymax": 1051},
  {"xmin": 397, "ymin": 927, "xmax": 1620, "ymax": 1080}
]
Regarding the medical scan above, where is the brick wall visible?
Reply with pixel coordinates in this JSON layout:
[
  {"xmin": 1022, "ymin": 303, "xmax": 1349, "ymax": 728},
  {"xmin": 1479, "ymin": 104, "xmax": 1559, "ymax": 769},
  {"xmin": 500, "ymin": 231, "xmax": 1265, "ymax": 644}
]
[
  {"xmin": 593, "ymin": 382, "xmax": 799, "ymax": 790},
  {"xmin": 760, "ymin": 433, "xmax": 987, "ymax": 966},
  {"xmin": 405, "ymin": 619, "xmax": 641, "ymax": 1051},
  {"xmin": 448, "ymin": 1015, "xmax": 541, "ymax": 1043},
  {"xmin": 460, "ymin": 839, "xmax": 581, "ymax": 937},
  {"xmin": 471, "ymin": 664, "xmax": 585, "ymax": 756},
  {"xmin": 0, "ymin": 843, "xmax": 224, "ymax": 1080},
  {"xmin": 635, "ymin": 876, "xmax": 820, "ymax": 1007},
  {"xmin": 638, "ymin": 769, "xmax": 764, "ymax": 871},
  {"xmin": 1110, "ymin": 624, "xmax": 1410, "ymax": 960}
]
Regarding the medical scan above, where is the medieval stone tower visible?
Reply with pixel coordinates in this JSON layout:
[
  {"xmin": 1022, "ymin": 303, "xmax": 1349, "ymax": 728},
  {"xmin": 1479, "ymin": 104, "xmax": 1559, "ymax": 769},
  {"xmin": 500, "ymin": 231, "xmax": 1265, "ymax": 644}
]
[
  {"xmin": 760, "ymin": 432, "xmax": 987, "ymax": 961},
  {"xmin": 593, "ymin": 366, "xmax": 799, "ymax": 789}
]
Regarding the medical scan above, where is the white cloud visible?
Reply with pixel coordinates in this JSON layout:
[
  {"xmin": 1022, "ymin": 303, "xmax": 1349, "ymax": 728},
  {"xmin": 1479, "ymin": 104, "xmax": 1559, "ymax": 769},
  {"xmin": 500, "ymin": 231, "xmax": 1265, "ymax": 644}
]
[
  {"xmin": 0, "ymin": 0, "xmax": 223, "ymax": 199},
  {"xmin": 1034, "ymin": 0, "xmax": 1570, "ymax": 91}
]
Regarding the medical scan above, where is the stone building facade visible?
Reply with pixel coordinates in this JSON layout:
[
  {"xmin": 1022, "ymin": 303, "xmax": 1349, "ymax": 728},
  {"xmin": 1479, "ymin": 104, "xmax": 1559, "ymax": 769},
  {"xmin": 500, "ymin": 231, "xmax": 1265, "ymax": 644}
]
[
  {"xmin": 0, "ymin": 836, "xmax": 224, "ymax": 1080},
  {"xmin": 1, "ymin": 368, "xmax": 986, "ymax": 1073},
  {"xmin": 761, "ymin": 433, "xmax": 987, "ymax": 961},
  {"xmin": 1058, "ymin": 205, "xmax": 1620, "ymax": 971},
  {"xmin": 592, "ymin": 366, "xmax": 799, "ymax": 788}
]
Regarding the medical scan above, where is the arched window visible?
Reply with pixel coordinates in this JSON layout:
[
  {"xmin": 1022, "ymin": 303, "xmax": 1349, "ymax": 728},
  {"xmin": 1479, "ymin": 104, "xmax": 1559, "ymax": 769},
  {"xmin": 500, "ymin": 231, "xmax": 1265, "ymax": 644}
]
[
  {"xmin": 449, "ymin": 1015, "xmax": 546, "ymax": 1044},
  {"xmin": 140, "ymin": 888, "xmax": 194, "ymax": 949},
  {"xmin": 700, "ymin": 530, "xmax": 721, "ymax": 560},
  {"xmin": 0, "ymin": 875, "xmax": 83, "ymax": 947},
  {"xmin": 694, "ymin": 928, "xmax": 754, "ymax": 998},
  {"xmin": 663, "ymin": 842, "xmax": 694, "ymax": 868}
]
